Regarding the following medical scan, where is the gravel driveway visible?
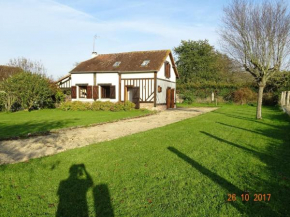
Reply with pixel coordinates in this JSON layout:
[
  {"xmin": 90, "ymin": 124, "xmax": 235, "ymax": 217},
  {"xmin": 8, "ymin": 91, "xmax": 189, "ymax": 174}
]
[{"xmin": 0, "ymin": 107, "xmax": 217, "ymax": 165}]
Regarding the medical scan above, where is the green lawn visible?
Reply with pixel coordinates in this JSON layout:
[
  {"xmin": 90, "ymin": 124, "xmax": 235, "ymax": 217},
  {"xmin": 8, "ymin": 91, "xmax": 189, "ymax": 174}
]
[
  {"xmin": 0, "ymin": 109, "xmax": 152, "ymax": 139},
  {"xmin": 0, "ymin": 105, "xmax": 289, "ymax": 216}
]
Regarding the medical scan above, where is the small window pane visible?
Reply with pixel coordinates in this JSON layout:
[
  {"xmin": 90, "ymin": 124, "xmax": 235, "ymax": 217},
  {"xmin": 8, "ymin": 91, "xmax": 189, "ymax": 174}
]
[
  {"xmin": 113, "ymin": 61, "xmax": 121, "ymax": 67},
  {"xmin": 141, "ymin": 60, "xmax": 150, "ymax": 66},
  {"xmin": 101, "ymin": 86, "xmax": 111, "ymax": 98},
  {"xmin": 79, "ymin": 86, "xmax": 87, "ymax": 98}
]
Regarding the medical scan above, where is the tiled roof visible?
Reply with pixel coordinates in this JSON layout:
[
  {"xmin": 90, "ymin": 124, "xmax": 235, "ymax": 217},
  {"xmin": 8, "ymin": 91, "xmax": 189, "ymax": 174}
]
[{"xmin": 70, "ymin": 50, "xmax": 179, "ymax": 77}]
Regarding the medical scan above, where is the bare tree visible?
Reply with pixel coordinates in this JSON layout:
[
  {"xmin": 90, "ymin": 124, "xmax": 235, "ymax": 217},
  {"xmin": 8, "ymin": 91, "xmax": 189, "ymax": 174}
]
[
  {"xmin": 220, "ymin": 0, "xmax": 290, "ymax": 119},
  {"xmin": 7, "ymin": 57, "xmax": 47, "ymax": 75}
]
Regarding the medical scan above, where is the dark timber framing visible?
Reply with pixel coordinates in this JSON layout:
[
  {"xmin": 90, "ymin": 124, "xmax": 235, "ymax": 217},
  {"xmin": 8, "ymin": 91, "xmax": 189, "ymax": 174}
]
[
  {"xmin": 154, "ymin": 71, "xmax": 157, "ymax": 107},
  {"xmin": 121, "ymin": 78, "xmax": 155, "ymax": 102},
  {"xmin": 157, "ymin": 78, "xmax": 176, "ymax": 83},
  {"xmin": 58, "ymin": 77, "xmax": 71, "ymax": 89},
  {"xmin": 118, "ymin": 73, "xmax": 121, "ymax": 102}
]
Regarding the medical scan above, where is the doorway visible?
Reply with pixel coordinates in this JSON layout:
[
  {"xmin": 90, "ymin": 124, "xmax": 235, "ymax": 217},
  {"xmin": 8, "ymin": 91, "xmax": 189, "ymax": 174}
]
[
  {"xmin": 166, "ymin": 87, "xmax": 175, "ymax": 109},
  {"xmin": 126, "ymin": 87, "xmax": 140, "ymax": 109}
]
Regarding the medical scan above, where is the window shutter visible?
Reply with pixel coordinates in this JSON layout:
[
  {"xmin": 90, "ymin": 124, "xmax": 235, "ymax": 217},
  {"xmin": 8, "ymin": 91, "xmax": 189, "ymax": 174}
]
[
  {"xmin": 93, "ymin": 86, "xmax": 98, "ymax": 100},
  {"xmin": 87, "ymin": 86, "xmax": 92, "ymax": 99},
  {"xmin": 164, "ymin": 62, "xmax": 170, "ymax": 78},
  {"xmin": 71, "ymin": 86, "xmax": 76, "ymax": 99},
  {"xmin": 164, "ymin": 62, "xmax": 167, "ymax": 77},
  {"xmin": 110, "ymin": 85, "xmax": 116, "ymax": 99}
]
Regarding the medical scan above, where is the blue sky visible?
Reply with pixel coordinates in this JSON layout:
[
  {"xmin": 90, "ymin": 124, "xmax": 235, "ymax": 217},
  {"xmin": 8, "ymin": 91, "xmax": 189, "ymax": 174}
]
[{"xmin": 0, "ymin": 0, "xmax": 230, "ymax": 79}]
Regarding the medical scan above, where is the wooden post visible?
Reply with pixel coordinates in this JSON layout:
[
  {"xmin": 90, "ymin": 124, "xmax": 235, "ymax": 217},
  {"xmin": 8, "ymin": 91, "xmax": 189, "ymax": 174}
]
[
  {"xmin": 287, "ymin": 91, "xmax": 290, "ymax": 107},
  {"xmin": 93, "ymin": 73, "xmax": 96, "ymax": 101},
  {"xmin": 154, "ymin": 71, "xmax": 157, "ymax": 107},
  {"xmin": 281, "ymin": 91, "xmax": 285, "ymax": 106},
  {"xmin": 118, "ymin": 73, "xmax": 121, "ymax": 102},
  {"xmin": 211, "ymin": 92, "xmax": 215, "ymax": 102}
]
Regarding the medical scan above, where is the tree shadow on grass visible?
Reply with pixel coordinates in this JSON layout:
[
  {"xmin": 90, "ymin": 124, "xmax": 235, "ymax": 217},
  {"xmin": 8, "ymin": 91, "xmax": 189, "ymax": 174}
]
[
  {"xmin": 167, "ymin": 146, "xmax": 280, "ymax": 216},
  {"xmin": 0, "ymin": 119, "xmax": 80, "ymax": 140},
  {"xmin": 200, "ymin": 108, "xmax": 290, "ymax": 216},
  {"xmin": 167, "ymin": 146, "xmax": 245, "ymax": 214},
  {"xmin": 212, "ymin": 110, "xmax": 282, "ymax": 129}
]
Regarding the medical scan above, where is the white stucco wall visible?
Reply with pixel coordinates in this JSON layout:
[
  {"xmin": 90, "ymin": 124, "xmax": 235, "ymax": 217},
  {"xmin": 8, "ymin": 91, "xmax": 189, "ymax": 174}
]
[
  {"xmin": 156, "ymin": 55, "xmax": 176, "ymax": 104},
  {"xmin": 156, "ymin": 79, "xmax": 176, "ymax": 104},
  {"xmin": 157, "ymin": 56, "xmax": 176, "ymax": 83},
  {"xmin": 96, "ymin": 73, "xmax": 119, "ymax": 102},
  {"xmin": 71, "ymin": 73, "xmax": 94, "ymax": 86},
  {"xmin": 121, "ymin": 72, "xmax": 154, "ymax": 79},
  {"xmin": 71, "ymin": 73, "xmax": 119, "ymax": 102},
  {"xmin": 71, "ymin": 73, "xmax": 94, "ymax": 102}
]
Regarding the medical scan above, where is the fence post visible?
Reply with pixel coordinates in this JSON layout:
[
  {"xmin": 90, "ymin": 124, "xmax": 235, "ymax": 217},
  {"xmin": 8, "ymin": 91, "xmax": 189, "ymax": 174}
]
[
  {"xmin": 281, "ymin": 91, "xmax": 286, "ymax": 106},
  {"xmin": 287, "ymin": 91, "xmax": 290, "ymax": 107}
]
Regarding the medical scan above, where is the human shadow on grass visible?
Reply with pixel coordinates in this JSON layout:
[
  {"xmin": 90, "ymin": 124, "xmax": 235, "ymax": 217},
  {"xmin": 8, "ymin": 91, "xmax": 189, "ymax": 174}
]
[
  {"xmin": 56, "ymin": 164, "xmax": 114, "ymax": 217},
  {"xmin": 56, "ymin": 164, "xmax": 93, "ymax": 217},
  {"xmin": 0, "ymin": 119, "xmax": 79, "ymax": 140},
  {"xmin": 93, "ymin": 184, "xmax": 114, "ymax": 217}
]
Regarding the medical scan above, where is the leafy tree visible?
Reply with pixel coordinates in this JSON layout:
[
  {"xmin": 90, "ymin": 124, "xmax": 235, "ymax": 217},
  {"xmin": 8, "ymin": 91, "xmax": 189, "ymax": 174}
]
[
  {"xmin": 220, "ymin": 0, "xmax": 290, "ymax": 119},
  {"xmin": 174, "ymin": 40, "xmax": 235, "ymax": 84},
  {"xmin": 0, "ymin": 65, "xmax": 23, "ymax": 81},
  {"xmin": 1, "ymin": 72, "xmax": 55, "ymax": 111}
]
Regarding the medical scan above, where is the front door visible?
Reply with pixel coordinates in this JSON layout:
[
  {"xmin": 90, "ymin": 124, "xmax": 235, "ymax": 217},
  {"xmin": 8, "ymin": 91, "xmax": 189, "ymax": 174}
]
[
  {"xmin": 166, "ymin": 87, "xmax": 171, "ymax": 109},
  {"xmin": 127, "ymin": 87, "xmax": 140, "ymax": 109},
  {"xmin": 170, "ymin": 89, "xmax": 175, "ymax": 108}
]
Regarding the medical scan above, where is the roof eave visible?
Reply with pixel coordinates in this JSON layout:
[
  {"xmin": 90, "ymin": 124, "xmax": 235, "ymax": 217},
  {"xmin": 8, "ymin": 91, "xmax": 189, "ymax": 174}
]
[{"xmin": 70, "ymin": 70, "xmax": 157, "ymax": 73}]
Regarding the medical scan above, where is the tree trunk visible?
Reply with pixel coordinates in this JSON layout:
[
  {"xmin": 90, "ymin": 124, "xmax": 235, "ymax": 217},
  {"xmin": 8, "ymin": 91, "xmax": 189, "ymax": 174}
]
[{"xmin": 256, "ymin": 84, "xmax": 265, "ymax": 119}]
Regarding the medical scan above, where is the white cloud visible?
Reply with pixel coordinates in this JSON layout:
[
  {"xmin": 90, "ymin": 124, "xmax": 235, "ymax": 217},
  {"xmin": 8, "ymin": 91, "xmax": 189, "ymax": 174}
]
[{"xmin": 0, "ymin": 0, "xmax": 219, "ymax": 79}]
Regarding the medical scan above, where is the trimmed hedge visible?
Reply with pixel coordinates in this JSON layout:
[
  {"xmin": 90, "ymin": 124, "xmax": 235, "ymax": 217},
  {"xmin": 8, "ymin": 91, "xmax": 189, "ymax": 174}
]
[{"xmin": 59, "ymin": 101, "xmax": 136, "ymax": 112}]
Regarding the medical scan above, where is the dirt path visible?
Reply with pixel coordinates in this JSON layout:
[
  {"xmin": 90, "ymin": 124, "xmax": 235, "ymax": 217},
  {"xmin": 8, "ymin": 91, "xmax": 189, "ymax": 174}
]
[{"xmin": 0, "ymin": 107, "xmax": 217, "ymax": 165}]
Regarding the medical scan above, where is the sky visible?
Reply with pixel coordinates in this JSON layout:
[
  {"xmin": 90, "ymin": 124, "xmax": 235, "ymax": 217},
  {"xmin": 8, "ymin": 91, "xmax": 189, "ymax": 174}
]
[{"xmin": 0, "ymin": 0, "xmax": 231, "ymax": 79}]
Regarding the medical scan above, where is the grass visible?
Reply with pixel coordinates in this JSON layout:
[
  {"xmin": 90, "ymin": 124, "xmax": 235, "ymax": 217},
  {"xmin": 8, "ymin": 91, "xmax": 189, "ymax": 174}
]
[
  {"xmin": 0, "ymin": 105, "xmax": 290, "ymax": 216},
  {"xmin": 0, "ymin": 109, "xmax": 152, "ymax": 139}
]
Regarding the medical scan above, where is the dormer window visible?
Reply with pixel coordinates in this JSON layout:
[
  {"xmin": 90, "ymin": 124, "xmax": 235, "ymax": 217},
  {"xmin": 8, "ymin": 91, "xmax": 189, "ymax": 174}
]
[
  {"xmin": 141, "ymin": 60, "xmax": 150, "ymax": 67},
  {"xmin": 113, "ymin": 61, "xmax": 121, "ymax": 67}
]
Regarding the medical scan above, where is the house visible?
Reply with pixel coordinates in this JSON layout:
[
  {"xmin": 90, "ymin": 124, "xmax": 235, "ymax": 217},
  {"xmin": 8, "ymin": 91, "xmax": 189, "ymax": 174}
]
[{"xmin": 56, "ymin": 50, "xmax": 179, "ymax": 110}]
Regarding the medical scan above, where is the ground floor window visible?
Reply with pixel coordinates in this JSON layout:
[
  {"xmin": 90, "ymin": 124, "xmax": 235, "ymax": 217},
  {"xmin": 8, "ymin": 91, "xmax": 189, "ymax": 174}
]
[
  {"xmin": 79, "ymin": 86, "xmax": 87, "ymax": 98},
  {"xmin": 101, "ymin": 86, "xmax": 111, "ymax": 98}
]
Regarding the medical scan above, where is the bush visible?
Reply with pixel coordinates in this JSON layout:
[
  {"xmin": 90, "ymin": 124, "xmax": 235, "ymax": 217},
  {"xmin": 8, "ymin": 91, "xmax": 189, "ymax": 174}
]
[
  {"xmin": 99, "ymin": 101, "xmax": 114, "ymax": 111},
  {"xmin": 263, "ymin": 92, "xmax": 279, "ymax": 106},
  {"xmin": 233, "ymin": 87, "xmax": 256, "ymax": 105},
  {"xmin": 59, "ymin": 101, "xmax": 136, "ymax": 112},
  {"xmin": 1, "ymin": 72, "xmax": 55, "ymax": 111},
  {"xmin": 123, "ymin": 101, "xmax": 136, "ymax": 111},
  {"xmin": 0, "ymin": 91, "xmax": 5, "ymax": 111},
  {"xmin": 55, "ymin": 90, "xmax": 66, "ymax": 103},
  {"xmin": 59, "ymin": 101, "xmax": 91, "ymax": 111},
  {"xmin": 181, "ymin": 91, "xmax": 195, "ymax": 104}
]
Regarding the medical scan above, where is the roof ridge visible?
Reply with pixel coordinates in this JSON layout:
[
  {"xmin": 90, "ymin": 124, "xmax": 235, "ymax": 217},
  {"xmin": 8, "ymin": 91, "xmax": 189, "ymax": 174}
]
[{"xmin": 98, "ymin": 49, "xmax": 171, "ymax": 56}]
